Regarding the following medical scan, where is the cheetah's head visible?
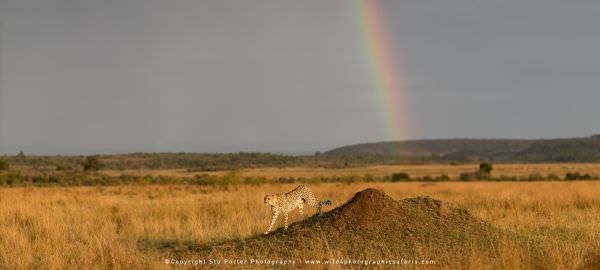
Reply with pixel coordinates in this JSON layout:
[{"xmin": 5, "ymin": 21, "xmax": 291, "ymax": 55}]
[{"xmin": 264, "ymin": 195, "xmax": 277, "ymax": 206}]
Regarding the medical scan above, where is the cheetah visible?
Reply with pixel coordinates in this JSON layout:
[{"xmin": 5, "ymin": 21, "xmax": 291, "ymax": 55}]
[{"xmin": 263, "ymin": 185, "xmax": 332, "ymax": 234}]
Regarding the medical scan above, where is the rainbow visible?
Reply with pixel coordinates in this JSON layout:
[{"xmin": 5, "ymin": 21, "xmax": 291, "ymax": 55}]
[{"xmin": 354, "ymin": 0, "xmax": 410, "ymax": 141}]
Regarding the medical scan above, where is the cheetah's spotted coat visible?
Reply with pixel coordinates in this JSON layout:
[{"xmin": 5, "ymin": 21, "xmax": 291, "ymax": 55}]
[{"xmin": 263, "ymin": 185, "xmax": 332, "ymax": 234}]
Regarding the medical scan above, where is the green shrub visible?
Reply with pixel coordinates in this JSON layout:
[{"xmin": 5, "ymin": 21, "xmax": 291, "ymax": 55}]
[
  {"xmin": 565, "ymin": 172, "xmax": 594, "ymax": 181},
  {"xmin": 82, "ymin": 156, "xmax": 101, "ymax": 171},
  {"xmin": 479, "ymin": 163, "xmax": 493, "ymax": 174},
  {"xmin": 0, "ymin": 160, "xmax": 9, "ymax": 171},
  {"xmin": 437, "ymin": 174, "xmax": 451, "ymax": 181},
  {"xmin": 16, "ymin": 151, "xmax": 26, "ymax": 162},
  {"xmin": 391, "ymin": 172, "xmax": 410, "ymax": 182}
]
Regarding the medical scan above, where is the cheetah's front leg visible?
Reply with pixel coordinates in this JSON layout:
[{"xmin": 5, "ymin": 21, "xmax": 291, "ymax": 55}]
[
  {"xmin": 265, "ymin": 208, "xmax": 279, "ymax": 234},
  {"xmin": 284, "ymin": 212, "xmax": 289, "ymax": 230},
  {"xmin": 298, "ymin": 203, "xmax": 304, "ymax": 216}
]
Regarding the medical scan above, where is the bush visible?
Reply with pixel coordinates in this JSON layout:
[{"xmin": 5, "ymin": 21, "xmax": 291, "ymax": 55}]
[
  {"xmin": 479, "ymin": 163, "xmax": 493, "ymax": 174},
  {"xmin": 0, "ymin": 160, "xmax": 9, "ymax": 171},
  {"xmin": 565, "ymin": 172, "xmax": 595, "ymax": 181},
  {"xmin": 437, "ymin": 174, "xmax": 451, "ymax": 181},
  {"xmin": 460, "ymin": 171, "xmax": 491, "ymax": 181},
  {"xmin": 82, "ymin": 156, "xmax": 101, "ymax": 171},
  {"xmin": 391, "ymin": 172, "xmax": 410, "ymax": 182},
  {"xmin": 16, "ymin": 151, "xmax": 26, "ymax": 162}
]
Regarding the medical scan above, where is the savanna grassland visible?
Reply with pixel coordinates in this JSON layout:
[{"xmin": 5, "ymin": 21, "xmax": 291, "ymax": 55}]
[
  {"xmin": 1, "ymin": 181, "xmax": 599, "ymax": 269},
  {"xmin": 101, "ymin": 163, "xmax": 600, "ymax": 179}
]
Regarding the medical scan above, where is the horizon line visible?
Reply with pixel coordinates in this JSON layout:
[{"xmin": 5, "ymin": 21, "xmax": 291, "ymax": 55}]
[{"xmin": 2, "ymin": 133, "xmax": 598, "ymax": 156}]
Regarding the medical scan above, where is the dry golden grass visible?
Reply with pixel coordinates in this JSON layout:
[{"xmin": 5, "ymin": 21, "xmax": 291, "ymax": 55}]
[
  {"xmin": 1, "ymin": 181, "xmax": 600, "ymax": 269},
  {"xmin": 101, "ymin": 163, "xmax": 600, "ymax": 179}
]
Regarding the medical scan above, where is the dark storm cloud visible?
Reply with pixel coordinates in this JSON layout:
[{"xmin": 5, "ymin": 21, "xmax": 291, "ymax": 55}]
[{"xmin": 0, "ymin": 0, "xmax": 599, "ymax": 154}]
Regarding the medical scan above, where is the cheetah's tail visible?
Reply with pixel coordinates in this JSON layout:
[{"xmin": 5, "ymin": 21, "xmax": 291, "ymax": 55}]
[{"xmin": 321, "ymin": 200, "xmax": 332, "ymax": 206}]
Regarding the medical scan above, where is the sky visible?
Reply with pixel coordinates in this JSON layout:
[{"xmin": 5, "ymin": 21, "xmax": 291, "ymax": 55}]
[{"xmin": 0, "ymin": 0, "xmax": 599, "ymax": 155}]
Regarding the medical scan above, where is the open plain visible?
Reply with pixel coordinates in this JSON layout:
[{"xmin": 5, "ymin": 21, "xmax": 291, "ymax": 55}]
[{"xmin": 1, "ymin": 179, "xmax": 599, "ymax": 269}]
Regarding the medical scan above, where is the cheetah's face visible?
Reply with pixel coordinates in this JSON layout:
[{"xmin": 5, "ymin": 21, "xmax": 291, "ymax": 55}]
[{"xmin": 264, "ymin": 195, "xmax": 274, "ymax": 205}]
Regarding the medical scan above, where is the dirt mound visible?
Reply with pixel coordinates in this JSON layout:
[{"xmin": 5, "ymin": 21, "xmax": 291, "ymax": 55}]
[
  {"xmin": 174, "ymin": 189, "xmax": 546, "ymax": 268},
  {"xmin": 326, "ymin": 188, "xmax": 486, "ymax": 237}
]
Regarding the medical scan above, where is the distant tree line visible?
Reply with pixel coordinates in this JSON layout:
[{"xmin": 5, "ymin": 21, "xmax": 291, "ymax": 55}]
[
  {"xmin": 0, "ymin": 164, "xmax": 598, "ymax": 187},
  {"xmin": 0, "ymin": 152, "xmax": 452, "ymax": 171}
]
